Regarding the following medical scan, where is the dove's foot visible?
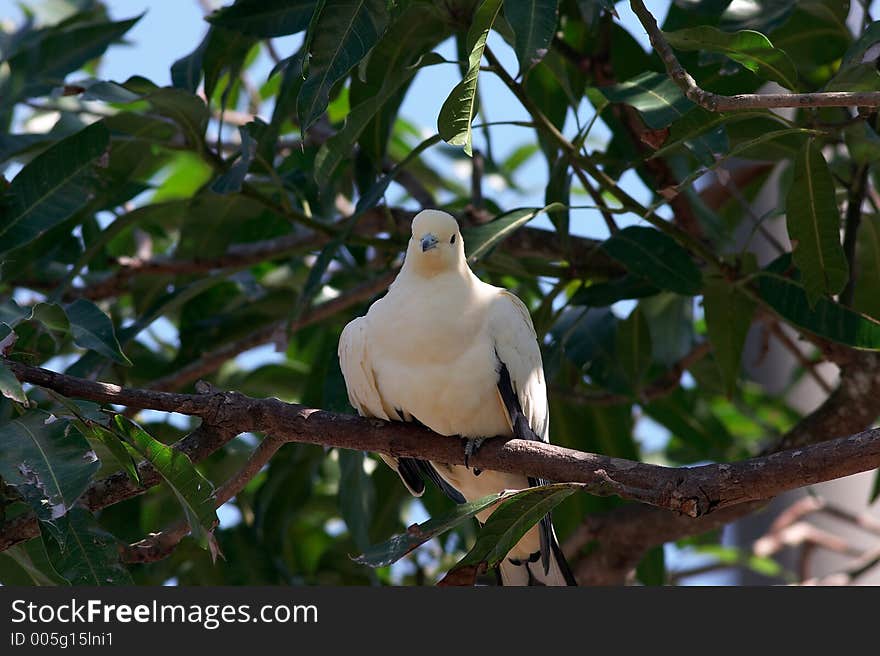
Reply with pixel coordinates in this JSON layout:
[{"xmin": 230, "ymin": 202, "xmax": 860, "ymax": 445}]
[{"xmin": 464, "ymin": 438, "xmax": 486, "ymax": 475}]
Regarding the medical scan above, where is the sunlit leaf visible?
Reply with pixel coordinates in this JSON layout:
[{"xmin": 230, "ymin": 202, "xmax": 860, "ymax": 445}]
[
  {"xmin": 437, "ymin": 0, "xmax": 503, "ymax": 155},
  {"xmin": 110, "ymin": 415, "xmax": 219, "ymax": 555},
  {"xmin": 664, "ymin": 26, "xmax": 798, "ymax": 90}
]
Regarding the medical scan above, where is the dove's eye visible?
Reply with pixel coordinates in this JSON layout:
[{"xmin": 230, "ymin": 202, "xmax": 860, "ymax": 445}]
[{"xmin": 450, "ymin": 234, "xmax": 456, "ymax": 244}]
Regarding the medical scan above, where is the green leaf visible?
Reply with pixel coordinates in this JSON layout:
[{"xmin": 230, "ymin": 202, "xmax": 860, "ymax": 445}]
[
  {"xmin": 757, "ymin": 269, "xmax": 880, "ymax": 350},
  {"xmin": 4, "ymin": 16, "xmax": 141, "ymax": 104},
  {"xmin": 785, "ymin": 139, "xmax": 848, "ymax": 305},
  {"xmin": 338, "ymin": 451, "xmax": 376, "ymax": 551},
  {"xmin": 1, "ymin": 538, "xmax": 69, "ymax": 586},
  {"xmin": 663, "ymin": 26, "xmax": 798, "ymax": 90},
  {"xmin": 438, "ymin": 484, "xmax": 579, "ymax": 585},
  {"xmin": 854, "ymin": 214, "xmax": 880, "ymax": 320},
  {"xmin": 202, "ymin": 26, "xmax": 258, "ymax": 103},
  {"xmin": 297, "ymin": 0, "xmax": 389, "ymax": 131},
  {"xmin": 144, "ymin": 87, "xmax": 210, "ymax": 151},
  {"xmin": 212, "ymin": 123, "xmax": 259, "ymax": 193},
  {"xmin": 0, "ymin": 122, "xmax": 109, "ymax": 257},
  {"xmin": 315, "ymin": 53, "xmax": 445, "ymax": 185},
  {"xmin": 571, "ymin": 275, "xmax": 660, "ymax": 307},
  {"xmin": 636, "ymin": 545, "xmax": 666, "ymax": 586},
  {"xmin": 0, "ymin": 360, "xmax": 27, "ymax": 404},
  {"xmin": 615, "ymin": 306, "xmax": 652, "ymax": 393},
  {"xmin": 44, "ymin": 508, "xmax": 133, "ymax": 585},
  {"xmin": 703, "ymin": 277, "xmax": 756, "ymax": 396},
  {"xmin": 64, "ymin": 299, "xmax": 131, "ymax": 366},
  {"xmin": 600, "ymin": 226, "xmax": 703, "ymax": 296},
  {"xmin": 207, "ymin": 0, "xmax": 318, "ymax": 37},
  {"xmin": 171, "ymin": 32, "xmax": 209, "ymax": 93},
  {"xmin": 505, "ymin": 0, "xmax": 559, "ymax": 76},
  {"xmin": 0, "ymin": 412, "xmax": 100, "ymax": 524},
  {"xmin": 110, "ymin": 415, "xmax": 219, "ymax": 555},
  {"xmin": 437, "ymin": 0, "xmax": 503, "ymax": 155},
  {"xmin": 598, "ymin": 71, "xmax": 693, "ymax": 129},
  {"xmin": 354, "ymin": 488, "xmax": 539, "ymax": 568},
  {"xmin": 76, "ymin": 422, "xmax": 141, "ymax": 486},
  {"xmin": 841, "ymin": 20, "xmax": 880, "ymax": 68},
  {"xmin": 464, "ymin": 203, "xmax": 564, "ymax": 262},
  {"xmin": 652, "ymin": 108, "xmax": 788, "ymax": 161}
]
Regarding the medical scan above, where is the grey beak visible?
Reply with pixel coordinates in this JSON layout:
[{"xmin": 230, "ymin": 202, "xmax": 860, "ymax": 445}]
[{"xmin": 420, "ymin": 233, "xmax": 439, "ymax": 252}]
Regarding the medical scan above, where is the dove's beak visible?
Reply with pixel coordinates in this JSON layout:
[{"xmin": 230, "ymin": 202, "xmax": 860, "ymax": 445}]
[{"xmin": 420, "ymin": 233, "xmax": 439, "ymax": 252}]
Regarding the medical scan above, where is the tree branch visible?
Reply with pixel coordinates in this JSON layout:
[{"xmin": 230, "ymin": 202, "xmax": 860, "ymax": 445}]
[
  {"xmin": 3, "ymin": 359, "xmax": 880, "ymax": 559},
  {"xmin": 629, "ymin": 0, "xmax": 880, "ymax": 111},
  {"xmin": 568, "ymin": 351, "xmax": 880, "ymax": 584}
]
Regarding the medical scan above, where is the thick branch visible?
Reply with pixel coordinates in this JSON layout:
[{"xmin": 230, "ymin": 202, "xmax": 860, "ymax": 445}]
[
  {"xmin": 629, "ymin": 0, "xmax": 880, "ymax": 111},
  {"xmin": 3, "ymin": 360, "xmax": 880, "ymax": 556},
  {"xmin": 569, "ymin": 352, "xmax": 880, "ymax": 584}
]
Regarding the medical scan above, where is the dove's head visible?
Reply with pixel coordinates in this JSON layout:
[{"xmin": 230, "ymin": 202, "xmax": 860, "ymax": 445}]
[{"xmin": 406, "ymin": 209, "xmax": 465, "ymax": 276}]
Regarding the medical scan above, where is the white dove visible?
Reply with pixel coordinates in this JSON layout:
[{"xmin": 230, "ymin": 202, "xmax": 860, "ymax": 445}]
[{"xmin": 338, "ymin": 209, "xmax": 576, "ymax": 586}]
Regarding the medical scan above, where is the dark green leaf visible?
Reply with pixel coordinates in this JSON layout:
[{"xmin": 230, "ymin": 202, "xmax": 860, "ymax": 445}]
[
  {"xmin": 571, "ymin": 276, "xmax": 660, "ymax": 307},
  {"xmin": 437, "ymin": 0, "xmax": 503, "ymax": 155},
  {"xmin": 212, "ymin": 123, "xmax": 259, "ymax": 193},
  {"xmin": 354, "ymin": 488, "xmax": 535, "ymax": 568},
  {"xmin": 0, "ymin": 361, "xmax": 27, "ymax": 404},
  {"xmin": 315, "ymin": 53, "xmax": 444, "ymax": 185},
  {"xmin": 297, "ymin": 0, "xmax": 389, "ymax": 131},
  {"xmin": 4, "ymin": 16, "xmax": 141, "ymax": 103},
  {"xmin": 338, "ymin": 451, "xmax": 376, "ymax": 551},
  {"xmin": 65, "ymin": 299, "xmax": 131, "ymax": 365},
  {"xmin": 44, "ymin": 508, "xmax": 133, "ymax": 585},
  {"xmin": 439, "ymin": 484, "xmax": 579, "ymax": 584},
  {"xmin": 0, "ymin": 537, "xmax": 69, "ymax": 585},
  {"xmin": 785, "ymin": 139, "xmax": 848, "ymax": 305},
  {"xmin": 600, "ymin": 226, "xmax": 703, "ymax": 295},
  {"xmin": 0, "ymin": 122, "xmax": 109, "ymax": 257},
  {"xmin": 757, "ymin": 270, "xmax": 880, "ymax": 350},
  {"xmin": 598, "ymin": 72, "xmax": 693, "ymax": 129},
  {"xmin": 615, "ymin": 306, "xmax": 652, "ymax": 392},
  {"xmin": 703, "ymin": 277, "xmax": 756, "ymax": 395},
  {"xmin": 636, "ymin": 545, "xmax": 666, "ymax": 586},
  {"xmin": 854, "ymin": 214, "xmax": 880, "ymax": 320},
  {"xmin": 208, "ymin": 0, "xmax": 317, "ymax": 37},
  {"xmin": 0, "ymin": 412, "xmax": 100, "ymax": 524},
  {"xmin": 465, "ymin": 203, "xmax": 564, "ymax": 262},
  {"xmin": 505, "ymin": 0, "xmax": 559, "ymax": 76}
]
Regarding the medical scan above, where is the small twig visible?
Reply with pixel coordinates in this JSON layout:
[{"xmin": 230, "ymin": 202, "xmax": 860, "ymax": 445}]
[{"xmin": 572, "ymin": 166, "xmax": 619, "ymax": 234}]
